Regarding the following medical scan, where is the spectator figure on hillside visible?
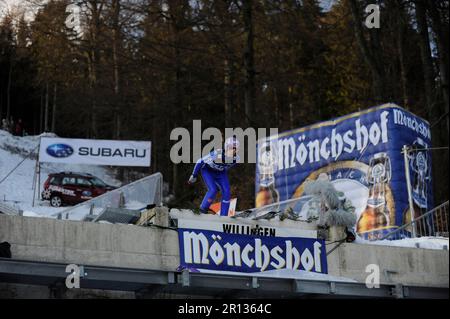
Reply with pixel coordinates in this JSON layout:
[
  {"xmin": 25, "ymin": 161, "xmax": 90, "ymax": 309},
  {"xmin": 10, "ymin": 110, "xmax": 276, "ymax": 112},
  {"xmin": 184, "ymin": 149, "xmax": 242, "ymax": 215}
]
[
  {"xmin": 9, "ymin": 117, "xmax": 15, "ymax": 134},
  {"xmin": 15, "ymin": 118, "xmax": 24, "ymax": 136},
  {"xmin": 1, "ymin": 118, "xmax": 9, "ymax": 132}
]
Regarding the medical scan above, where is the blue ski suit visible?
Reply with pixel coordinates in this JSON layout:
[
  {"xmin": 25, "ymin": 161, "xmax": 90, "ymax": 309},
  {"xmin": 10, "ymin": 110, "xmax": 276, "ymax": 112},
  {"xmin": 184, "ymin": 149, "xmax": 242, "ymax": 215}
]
[{"xmin": 192, "ymin": 149, "xmax": 239, "ymax": 216}]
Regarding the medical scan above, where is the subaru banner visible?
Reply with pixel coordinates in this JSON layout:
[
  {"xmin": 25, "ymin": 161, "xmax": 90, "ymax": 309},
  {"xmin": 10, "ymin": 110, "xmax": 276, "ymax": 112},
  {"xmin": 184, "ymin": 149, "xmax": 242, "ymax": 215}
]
[
  {"xmin": 39, "ymin": 137, "xmax": 151, "ymax": 167},
  {"xmin": 255, "ymin": 103, "xmax": 433, "ymax": 240},
  {"xmin": 177, "ymin": 218, "xmax": 328, "ymax": 278}
]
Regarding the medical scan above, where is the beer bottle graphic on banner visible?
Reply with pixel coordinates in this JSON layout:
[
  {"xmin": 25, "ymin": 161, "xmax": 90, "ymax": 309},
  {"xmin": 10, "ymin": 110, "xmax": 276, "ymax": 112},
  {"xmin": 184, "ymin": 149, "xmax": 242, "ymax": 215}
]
[
  {"xmin": 256, "ymin": 140, "xmax": 280, "ymax": 208},
  {"xmin": 410, "ymin": 138, "xmax": 429, "ymax": 210},
  {"xmin": 403, "ymin": 138, "xmax": 431, "ymax": 235},
  {"xmin": 357, "ymin": 153, "xmax": 392, "ymax": 238}
]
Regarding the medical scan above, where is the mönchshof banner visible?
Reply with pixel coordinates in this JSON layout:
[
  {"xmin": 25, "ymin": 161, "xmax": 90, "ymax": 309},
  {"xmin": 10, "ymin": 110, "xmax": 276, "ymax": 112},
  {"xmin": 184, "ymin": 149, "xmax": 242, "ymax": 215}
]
[
  {"xmin": 39, "ymin": 137, "xmax": 151, "ymax": 167},
  {"xmin": 177, "ymin": 218, "xmax": 327, "ymax": 278},
  {"xmin": 255, "ymin": 103, "xmax": 433, "ymax": 240}
]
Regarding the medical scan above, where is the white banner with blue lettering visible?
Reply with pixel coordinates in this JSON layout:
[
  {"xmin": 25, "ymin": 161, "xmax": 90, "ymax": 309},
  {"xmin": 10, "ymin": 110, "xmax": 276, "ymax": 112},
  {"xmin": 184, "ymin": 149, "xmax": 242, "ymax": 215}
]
[
  {"xmin": 177, "ymin": 218, "xmax": 328, "ymax": 278},
  {"xmin": 39, "ymin": 137, "xmax": 151, "ymax": 167}
]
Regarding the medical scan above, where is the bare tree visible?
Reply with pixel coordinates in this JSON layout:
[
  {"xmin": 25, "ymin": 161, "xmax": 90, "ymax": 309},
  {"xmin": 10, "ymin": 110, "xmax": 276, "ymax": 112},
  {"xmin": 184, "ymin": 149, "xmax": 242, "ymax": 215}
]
[
  {"xmin": 427, "ymin": 0, "xmax": 449, "ymax": 132},
  {"xmin": 112, "ymin": 0, "xmax": 121, "ymax": 139},
  {"xmin": 414, "ymin": 0, "xmax": 435, "ymax": 120},
  {"xmin": 348, "ymin": 0, "xmax": 387, "ymax": 102},
  {"xmin": 243, "ymin": 0, "xmax": 255, "ymax": 125}
]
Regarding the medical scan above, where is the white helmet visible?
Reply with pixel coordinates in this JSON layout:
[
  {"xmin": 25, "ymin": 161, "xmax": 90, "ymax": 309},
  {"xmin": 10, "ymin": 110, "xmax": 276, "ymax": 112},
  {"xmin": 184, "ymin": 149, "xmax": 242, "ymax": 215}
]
[{"xmin": 224, "ymin": 136, "xmax": 240, "ymax": 150}]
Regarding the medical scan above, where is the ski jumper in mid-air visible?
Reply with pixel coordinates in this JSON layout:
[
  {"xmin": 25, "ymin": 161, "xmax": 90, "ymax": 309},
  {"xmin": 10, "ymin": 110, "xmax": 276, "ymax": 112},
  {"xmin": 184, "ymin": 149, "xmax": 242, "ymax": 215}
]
[{"xmin": 188, "ymin": 137, "xmax": 240, "ymax": 216}]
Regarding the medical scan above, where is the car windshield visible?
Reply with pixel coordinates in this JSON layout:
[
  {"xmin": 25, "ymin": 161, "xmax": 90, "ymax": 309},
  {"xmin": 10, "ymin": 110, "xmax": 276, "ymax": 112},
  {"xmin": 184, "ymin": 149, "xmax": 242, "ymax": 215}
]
[{"xmin": 89, "ymin": 177, "xmax": 107, "ymax": 187}]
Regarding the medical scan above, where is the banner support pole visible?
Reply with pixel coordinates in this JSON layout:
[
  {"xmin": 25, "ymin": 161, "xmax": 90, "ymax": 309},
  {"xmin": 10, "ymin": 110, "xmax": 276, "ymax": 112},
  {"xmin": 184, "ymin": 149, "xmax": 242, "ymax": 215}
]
[
  {"xmin": 32, "ymin": 137, "xmax": 41, "ymax": 207},
  {"xmin": 32, "ymin": 162, "xmax": 37, "ymax": 207},
  {"xmin": 403, "ymin": 145, "xmax": 416, "ymax": 238},
  {"xmin": 37, "ymin": 162, "xmax": 41, "ymax": 204}
]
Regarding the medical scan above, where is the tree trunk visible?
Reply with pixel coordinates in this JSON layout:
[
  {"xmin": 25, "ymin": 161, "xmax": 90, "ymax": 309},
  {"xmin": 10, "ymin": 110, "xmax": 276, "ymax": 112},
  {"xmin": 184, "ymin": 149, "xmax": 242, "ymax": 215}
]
[
  {"xmin": 224, "ymin": 59, "xmax": 235, "ymax": 127},
  {"xmin": 275, "ymin": 86, "xmax": 286, "ymax": 128},
  {"xmin": 288, "ymin": 86, "xmax": 294, "ymax": 129},
  {"xmin": 392, "ymin": 0, "xmax": 409, "ymax": 108},
  {"xmin": 427, "ymin": 0, "xmax": 449, "ymax": 132},
  {"xmin": 397, "ymin": 29, "xmax": 409, "ymax": 108},
  {"xmin": 39, "ymin": 91, "xmax": 43, "ymax": 133},
  {"xmin": 348, "ymin": 0, "xmax": 386, "ymax": 102},
  {"xmin": 44, "ymin": 82, "xmax": 49, "ymax": 132},
  {"xmin": 273, "ymin": 87, "xmax": 279, "ymax": 128},
  {"xmin": 87, "ymin": 53, "xmax": 98, "ymax": 138},
  {"xmin": 51, "ymin": 84, "xmax": 57, "ymax": 132},
  {"xmin": 6, "ymin": 60, "xmax": 12, "ymax": 119},
  {"xmin": 0, "ymin": 83, "xmax": 3, "ymax": 120},
  {"xmin": 152, "ymin": 106, "xmax": 157, "ymax": 172},
  {"xmin": 169, "ymin": 1, "xmax": 185, "ymax": 197},
  {"xmin": 87, "ymin": 0, "xmax": 103, "ymax": 138},
  {"xmin": 414, "ymin": 0, "xmax": 435, "ymax": 121},
  {"xmin": 112, "ymin": 0, "xmax": 121, "ymax": 139},
  {"xmin": 243, "ymin": 0, "xmax": 256, "ymax": 125},
  {"xmin": 33, "ymin": 96, "xmax": 38, "ymax": 135}
]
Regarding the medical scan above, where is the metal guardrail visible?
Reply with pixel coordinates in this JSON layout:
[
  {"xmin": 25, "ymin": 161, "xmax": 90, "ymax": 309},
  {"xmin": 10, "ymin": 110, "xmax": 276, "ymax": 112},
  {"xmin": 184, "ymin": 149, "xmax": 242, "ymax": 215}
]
[
  {"xmin": 380, "ymin": 201, "xmax": 449, "ymax": 240},
  {"xmin": 236, "ymin": 195, "xmax": 314, "ymax": 220},
  {"xmin": 52, "ymin": 172, "xmax": 163, "ymax": 221},
  {"xmin": 0, "ymin": 201, "xmax": 22, "ymax": 216}
]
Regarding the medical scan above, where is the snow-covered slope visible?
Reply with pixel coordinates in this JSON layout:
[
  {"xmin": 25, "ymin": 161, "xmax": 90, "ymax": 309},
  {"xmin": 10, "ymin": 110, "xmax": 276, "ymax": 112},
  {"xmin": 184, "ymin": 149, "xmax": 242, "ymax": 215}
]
[{"xmin": 0, "ymin": 129, "xmax": 121, "ymax": 218}]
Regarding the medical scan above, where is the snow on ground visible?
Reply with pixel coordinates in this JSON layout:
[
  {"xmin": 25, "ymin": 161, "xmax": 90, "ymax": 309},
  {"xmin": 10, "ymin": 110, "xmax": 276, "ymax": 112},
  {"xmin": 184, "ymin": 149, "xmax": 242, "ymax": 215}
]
[
  {"xmin": 0, "ymin": 129, "xmax": 121, "ymax": 218},
  {"xmin": 355, "ymin": 236, "xmax": 449, "ymax": 250}
]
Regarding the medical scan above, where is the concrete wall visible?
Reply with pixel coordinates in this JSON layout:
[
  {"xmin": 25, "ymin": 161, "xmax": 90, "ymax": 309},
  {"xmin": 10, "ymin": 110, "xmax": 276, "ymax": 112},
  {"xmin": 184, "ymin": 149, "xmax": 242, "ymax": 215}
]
[
  {"xmin": 1, "ymin": 212, "xmax": 448, "ymax": 290},
  {"xmin": 0, "ymin": 211, "xmax": 179, "ymax": 271},
  {"xmin": 327, "ymin": 242, "xmax": 449, "ymax": 287}
]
